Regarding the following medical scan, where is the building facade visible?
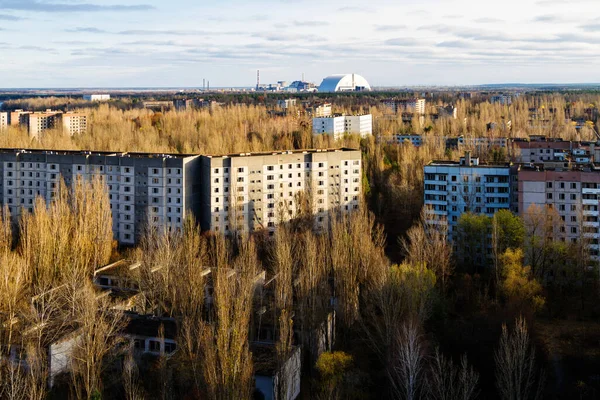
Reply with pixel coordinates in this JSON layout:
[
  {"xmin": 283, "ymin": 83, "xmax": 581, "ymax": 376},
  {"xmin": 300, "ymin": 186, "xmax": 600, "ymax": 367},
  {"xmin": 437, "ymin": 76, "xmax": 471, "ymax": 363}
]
[
  {"xmin": 518, "ymin": 166, "xmax": 600, "ymax": 262},
  {"xmin": 424, "ymin": 155, "xmax": 513, "ymax": 241},
  {"xmin": 383, "ymin": 98, "xmax": 426, "ymax": 115},
  {"xmin": 0, "ymin": 150, "xmax": 201, "ymax": 245},
  {"xmin": 25, "ymin": 111, "xmax": 62, "ymax": 138},
  {"xmin": 312, "ymin": 115, "xmax": 372, "ymax": 140},
  {"xmin": 200, "ymin": 149, "xmax": 362, "ymax": 235},
  {"xmin": 0, "ymin": 112, "xmax": 7, "ymax": 131},
  {"xmin": 62, "ymin": 112, "xmax": 88, "ymax": 135},
  {"xmin": 10, "ymin": 110, "xmax": 31, "ymax": 126},
  {"xmin": 83, "ymin": 94, "xmax": 110, "ymax": 101}
]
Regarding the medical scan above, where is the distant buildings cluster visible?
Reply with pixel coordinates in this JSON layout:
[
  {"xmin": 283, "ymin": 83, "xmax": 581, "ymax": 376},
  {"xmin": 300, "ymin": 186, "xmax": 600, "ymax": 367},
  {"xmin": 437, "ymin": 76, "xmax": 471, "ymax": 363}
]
[
  {"xmin": 0, "ymin": 148, "xmax": 362, "ymax": 245},
  {"xmin": 382, "ymin": 98, "xmax": 426, "ymax": 115},
  {"xmin": 0, "ymin": 109, "xmax": 87, "ymax": 137},
  {"xmin": 256, "ymin": 73, "xmax": 372, "ymax": 93}
]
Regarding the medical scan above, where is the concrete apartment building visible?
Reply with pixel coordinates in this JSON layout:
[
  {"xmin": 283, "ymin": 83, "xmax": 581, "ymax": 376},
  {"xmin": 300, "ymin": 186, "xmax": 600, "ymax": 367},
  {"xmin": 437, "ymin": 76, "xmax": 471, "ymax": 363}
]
[
  {"xmin": 200, "ymin": 149, "xmax": 362, "ymax": 235},
  {"xmin": 424, "ymin": 154, "xmax": 514, "ymax": 241},
  {"xmin": 312, "ymin": 115, "xmax": 372, "ymax": 140},
  {"xmin": 25, "ymin": 111, "xmax": 62, "ymax": 138},
  {"xmin": 10, "ymin": 109, "xmax": 31, "ymax": 126},
  {"xmin": 0, "ymin": 149, "xmax": 201, "ymax": 245},
  {"xmin": 304, "ymin": 103, "xmax": 332, "ymax": 117},
  {"xmin": 83, "ymin": 94, "xmax": 110, "ymax": 101},
  {"xmin": 383, "ymin": 98, "xmax": 426, "ymax": 115},
  {"xmin": 61, "ymin": 112, "xmax": 88, "ymax": 135},
  {"xmin": 518, "ymin": 165, "xmax": 600, "ymax": 262},
  {"xmin": 490, "ymin": 95, "xmax": 512, "ymax": 105},
  {"xmin": 0, "ymin": 112, "xmax": 8, "ymax": 131},
  {"xmin": 277, "ymin": 99, "xmax": 297, "ymax": 109}
]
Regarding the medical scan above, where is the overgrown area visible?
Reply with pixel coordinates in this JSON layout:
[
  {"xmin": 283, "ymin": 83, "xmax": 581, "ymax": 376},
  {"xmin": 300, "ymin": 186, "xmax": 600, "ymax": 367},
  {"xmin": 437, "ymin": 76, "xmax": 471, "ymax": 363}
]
[{"xmin": 1, "ymin": 91, "xmax": 600, "ymax": 399}]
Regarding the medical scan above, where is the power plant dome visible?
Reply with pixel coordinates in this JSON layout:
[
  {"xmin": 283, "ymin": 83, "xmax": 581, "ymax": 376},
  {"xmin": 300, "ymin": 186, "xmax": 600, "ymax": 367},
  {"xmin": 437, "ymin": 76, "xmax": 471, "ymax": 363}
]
[{"xmin": 318, "ymin": 74, "xmax": 371, "ymax": 92}]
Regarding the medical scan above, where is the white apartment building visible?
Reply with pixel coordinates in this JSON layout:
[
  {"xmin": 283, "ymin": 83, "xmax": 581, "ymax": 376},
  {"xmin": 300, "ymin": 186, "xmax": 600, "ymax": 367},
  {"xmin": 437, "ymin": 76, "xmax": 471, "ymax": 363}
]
[
  {"xmin": 200, "ymin": 149, "xmax": 362, "ymax": 235},
  {"xmin": 424, "ymin": 154, "xmax": 513, "ymax": 241},
  {"xmin": 312, "ymin": 115, "xmax": 372, "ymax": 140},
  {"xmin": 0, "ymin": 112, "xmax": 7, "ymax": 131},
  {"xmin": 0, "ymin": 150, "xmax": 201, "ymax": 245},
  {"xmin": 62, "ymin": 112, "xmax": 88, "ymax": 135},
  {"xmin": 83, "ymin": 94, "xmax": 110, "ymax": 101}
]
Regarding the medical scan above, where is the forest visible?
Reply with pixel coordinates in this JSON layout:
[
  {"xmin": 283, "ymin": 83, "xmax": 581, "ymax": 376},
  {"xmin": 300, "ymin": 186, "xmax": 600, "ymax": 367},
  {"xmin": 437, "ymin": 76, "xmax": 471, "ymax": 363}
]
[{"xmin": 0, "ymin": 92, "xmax": 600, "ymax": 399}]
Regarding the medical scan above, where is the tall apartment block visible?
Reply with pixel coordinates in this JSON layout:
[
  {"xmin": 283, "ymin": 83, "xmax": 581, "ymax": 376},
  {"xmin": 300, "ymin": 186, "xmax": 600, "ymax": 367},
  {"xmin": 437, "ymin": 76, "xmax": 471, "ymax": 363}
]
[
  {"xmin": 9, "ymin": 110, "xmax": 87, "ymax": 137},
  {"xmin": 518, "ymin": 165, "xmax": 600, "ymax": 262},
  {"xmin": 200, "ymin": 149, "xmax": 362, "ymax": 235},
  {"xmin": 382, "ymin": 98, "xmax": 426, "ymax": 115},
  {"xmin": 424, "ymin": 154, "xmax": 514, "ymax": 241},
  {"xmin": 312, "ymin": 115, "xmax": 372, "ymax": 140},
  {"xmin": 61, "ymin": 112, "xmax": 88, "ymax": 135},
  {"xmin": 0, "ymin": 112, "xmax": 8, "ymax": 131},
  {"xmin": 24, "ymin": 111, "xmax": 62, "ymax": 138},
  {"xmin": 0, "ymin": 150, "xmax": 201, "ymax": 245},
  {"xmin": 10, "ymin": 110, "xmax": 31, "ymax": 126}
]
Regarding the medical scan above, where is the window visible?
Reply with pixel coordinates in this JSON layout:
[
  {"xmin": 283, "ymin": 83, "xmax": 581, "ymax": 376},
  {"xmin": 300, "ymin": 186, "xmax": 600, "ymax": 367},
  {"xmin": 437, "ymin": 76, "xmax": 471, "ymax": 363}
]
[
  {"xmin": 164, "ymin": 342, "xmax": 176, "ymax": 354},
  {"xmin": 149, "ymin": 340, "xmax": 161, "ymax": 352},
  {"xmin": 546, "ymin": 182, "xmax": 553, "ymax": 188},
  {"xmin": 547, "ymin": 193, "xmax": 553, "ymax": 199},
  {"xmin": 237, "ymin": 167, "xmax": 244, "ymax": 173}
]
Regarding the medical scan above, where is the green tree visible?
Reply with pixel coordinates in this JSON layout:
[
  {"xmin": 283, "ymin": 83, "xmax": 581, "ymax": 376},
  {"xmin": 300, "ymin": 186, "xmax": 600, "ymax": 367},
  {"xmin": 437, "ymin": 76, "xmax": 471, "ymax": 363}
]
[{"xmin": 455, "ymin": 213, "xmax": 492, "ymax": 272}]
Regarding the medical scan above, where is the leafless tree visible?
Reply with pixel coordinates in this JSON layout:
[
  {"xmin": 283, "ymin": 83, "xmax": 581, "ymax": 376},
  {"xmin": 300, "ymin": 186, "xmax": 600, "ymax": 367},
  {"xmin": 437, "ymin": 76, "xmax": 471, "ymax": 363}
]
[
  {"xmin": 428, "ymin": 348, "xmax": 479, "ymax": 400},
  {"xmin": 390, "ymin": 320, "xmax": 426, "ymax": 400},
  {"xmin": 122, "ymin": 349, "xmax": 145, "ymax": 400},
  {"xmin": 495, "ymin": 317, "xmax": 544, "ymax": 400},
  {"xmin": 69, "ymin": 282, "xmax": 126, "ymax": 399}
]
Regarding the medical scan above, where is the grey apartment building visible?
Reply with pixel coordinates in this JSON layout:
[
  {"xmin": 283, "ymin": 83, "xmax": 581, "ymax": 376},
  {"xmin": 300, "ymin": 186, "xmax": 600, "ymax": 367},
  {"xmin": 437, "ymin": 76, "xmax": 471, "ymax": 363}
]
[
  {"xmin": 0, "ymin": 149, "xmax": 201, "ymax": 245},
  {"xmin": 200, "ymin": 148, "xmax": 362, "ymax": 235},
  {"xmin": 0, "ymin": 148, "xmax": 362, "ymax": 244}
]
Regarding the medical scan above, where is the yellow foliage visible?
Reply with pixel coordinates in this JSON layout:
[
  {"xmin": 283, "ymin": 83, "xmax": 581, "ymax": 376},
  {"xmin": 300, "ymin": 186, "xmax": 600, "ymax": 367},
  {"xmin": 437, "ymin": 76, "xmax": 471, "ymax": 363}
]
[{"xmin": 500, "ymin": 248, "xmax": 545, "ymax": 311}]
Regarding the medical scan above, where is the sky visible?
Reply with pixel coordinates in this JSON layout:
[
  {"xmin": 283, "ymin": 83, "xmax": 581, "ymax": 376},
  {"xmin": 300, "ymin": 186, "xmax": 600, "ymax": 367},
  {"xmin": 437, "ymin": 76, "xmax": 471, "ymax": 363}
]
[{"xmin": 1, "ymin": 0, "xmax": 600, "ymax": 88}]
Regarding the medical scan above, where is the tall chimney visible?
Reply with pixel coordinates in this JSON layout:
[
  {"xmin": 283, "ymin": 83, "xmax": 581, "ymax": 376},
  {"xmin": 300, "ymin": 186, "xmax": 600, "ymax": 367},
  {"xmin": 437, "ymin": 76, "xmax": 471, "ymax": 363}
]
[{"xmin": 465, "ymin": 151, "xmax": 471, "ymax": 166}]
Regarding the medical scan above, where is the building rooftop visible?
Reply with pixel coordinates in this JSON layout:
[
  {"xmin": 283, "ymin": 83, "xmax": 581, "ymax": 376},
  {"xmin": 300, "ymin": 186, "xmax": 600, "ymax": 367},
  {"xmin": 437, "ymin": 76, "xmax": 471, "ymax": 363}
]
[{"xmin": 202, "ymin": 147, "xmax": 360, "ymax": 159}]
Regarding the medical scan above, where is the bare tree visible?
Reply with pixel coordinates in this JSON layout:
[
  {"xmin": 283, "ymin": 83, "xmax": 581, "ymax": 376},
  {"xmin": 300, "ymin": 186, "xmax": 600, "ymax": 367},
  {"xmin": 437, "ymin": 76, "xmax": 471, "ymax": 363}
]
[
  {"xmin": 428, "ymin": 348, "xmax": 479, "ymax": 400},
  {"xmin": 390, "ymin": 320, "xmax": 425, "ymax": 400},
  {"xmin": 495, "ymin": 317, "xmax": 544, "ymax": 400},
  {"xmin": 122, "ymin": 349, "xmax": 145, "ymax": 400},
  {"xmin": 401, "ymin": 207, "xmax": 453, "ymax": 292},
  {"xmin": 69, "ymin": 282, "xmax": 126, "ymax": 399},
  {"xmin": 200, "ymin": 234, "xmax": 257, "ymax": 400}
]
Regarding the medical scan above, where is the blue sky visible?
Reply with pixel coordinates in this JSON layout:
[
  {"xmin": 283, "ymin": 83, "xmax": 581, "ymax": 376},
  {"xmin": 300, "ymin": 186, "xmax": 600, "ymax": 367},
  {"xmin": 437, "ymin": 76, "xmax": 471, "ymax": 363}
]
[{"xmin": 0, "ymin": 0, "xmax": 600, "ymax": 88}]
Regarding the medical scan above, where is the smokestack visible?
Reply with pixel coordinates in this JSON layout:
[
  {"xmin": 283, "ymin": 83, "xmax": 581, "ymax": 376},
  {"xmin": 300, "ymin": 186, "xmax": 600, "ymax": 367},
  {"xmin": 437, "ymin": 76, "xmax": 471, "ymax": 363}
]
[
  {"xmin": 207, "ymin": 81, "xmax": 210, "ymax": 91},
  {"xmin": 256, "ymin": 70, "xmax": 260, "ymax": 91},
  {"xmin": 465, "ymin": 151, "xmax": 471, "ymax": 166},
  {"xmin": 203, "ymin": 79, "xmax": 205, "ymax": 90}
]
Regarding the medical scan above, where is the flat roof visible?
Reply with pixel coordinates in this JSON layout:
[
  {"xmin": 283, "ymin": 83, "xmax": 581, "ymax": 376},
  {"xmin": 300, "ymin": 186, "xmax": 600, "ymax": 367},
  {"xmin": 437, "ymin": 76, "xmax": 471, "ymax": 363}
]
[
  {"xmin": 0, "ymin": 147, "xmax": 360, "ymax": 159},
  {"xmin": 427, "ymin": 160, "xmax": 512, "ymax": 168},
  {"xmin": 202, "ymin": 147, "xmax": 360, "ymax": 159}
]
